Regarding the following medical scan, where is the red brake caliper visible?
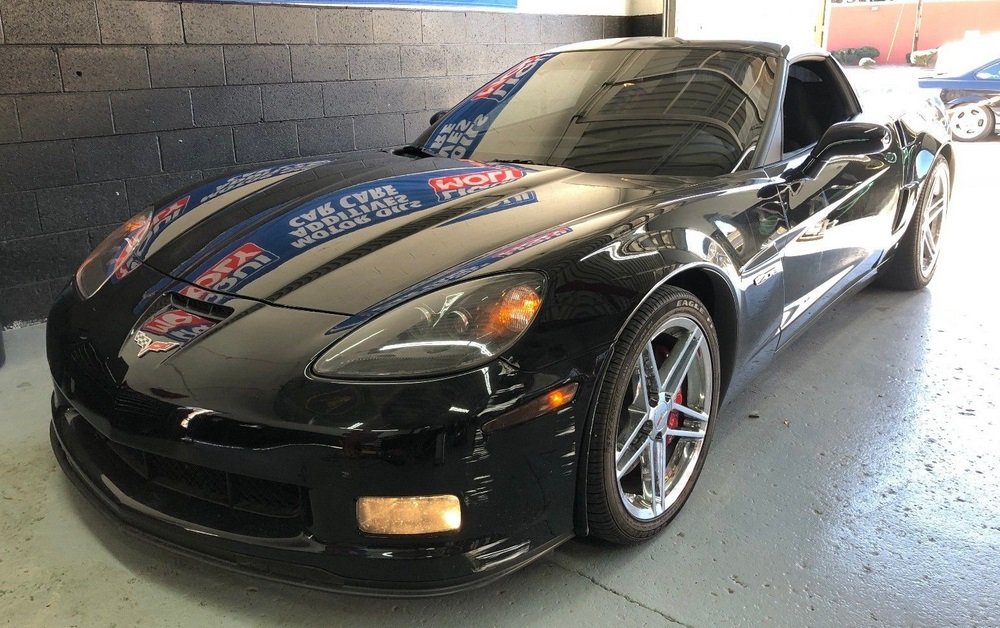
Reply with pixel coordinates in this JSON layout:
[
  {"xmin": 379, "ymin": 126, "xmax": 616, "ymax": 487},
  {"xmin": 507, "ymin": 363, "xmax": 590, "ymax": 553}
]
[{"xmin": 665, "ymin": 390, "xmax": 683, "ymax": 445}]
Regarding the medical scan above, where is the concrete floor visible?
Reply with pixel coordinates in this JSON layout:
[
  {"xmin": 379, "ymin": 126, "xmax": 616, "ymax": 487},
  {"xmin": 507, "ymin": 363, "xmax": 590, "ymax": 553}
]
[{"xmin": 3, "ymin": 94, "xmax": 999, "ymax": 627}]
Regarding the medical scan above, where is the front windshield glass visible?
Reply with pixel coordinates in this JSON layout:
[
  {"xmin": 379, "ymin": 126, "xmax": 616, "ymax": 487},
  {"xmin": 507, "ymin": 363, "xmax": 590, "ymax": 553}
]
[{"xmin": 419, "ymin": 48, "xmax": 777, "ymax": 177}]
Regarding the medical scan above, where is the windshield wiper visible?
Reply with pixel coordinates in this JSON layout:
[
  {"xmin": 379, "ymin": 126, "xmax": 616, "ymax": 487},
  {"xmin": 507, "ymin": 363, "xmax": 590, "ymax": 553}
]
[
  {"xmin": 494, "ymin": 159, "xmax": 580, "ymax": 172},
  {"xmin": 393, "ymin": 145, "xmax": 438, "ymax": 158},
  {"xmin": 493, "ymin": 159, "xmax": 565, "ymax": 168},
  {"xmin": 497, "ymin": 158, "xmax": 543, "ymax": 165}
]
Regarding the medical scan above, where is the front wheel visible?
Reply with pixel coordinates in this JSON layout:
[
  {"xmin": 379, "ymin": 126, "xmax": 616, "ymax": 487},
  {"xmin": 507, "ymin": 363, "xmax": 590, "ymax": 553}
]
[
  {"xmin": 878, "ymin": 156, "xmax": 951, "ymax": 290},
  {"xmin": 949, "ymin": 103, "xmax": 994, "ymax": 142},
  {"xmin": 586, "ymin": 287, "xmax": 721, "ymax": 544}
]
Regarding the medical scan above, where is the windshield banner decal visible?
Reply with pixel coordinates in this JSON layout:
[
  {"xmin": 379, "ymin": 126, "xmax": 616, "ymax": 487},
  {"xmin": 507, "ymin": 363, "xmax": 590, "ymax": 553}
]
[
  {"xmin": 173, "ymin": 165, "xmax": 530, "ymax": 304},
  {"xmin": 424, "ymin": 54, "xmax": 555, "ymax": 159},
  {"xmin": 122, "ymin": 160, "xmax": 331, "ymax": 278}
]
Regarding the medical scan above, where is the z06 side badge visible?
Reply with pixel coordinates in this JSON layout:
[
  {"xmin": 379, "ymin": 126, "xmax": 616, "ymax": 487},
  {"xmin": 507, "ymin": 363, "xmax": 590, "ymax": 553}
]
[{"xmin": 133, "ymin": 330, "xmax": 180, "ymax": 357}]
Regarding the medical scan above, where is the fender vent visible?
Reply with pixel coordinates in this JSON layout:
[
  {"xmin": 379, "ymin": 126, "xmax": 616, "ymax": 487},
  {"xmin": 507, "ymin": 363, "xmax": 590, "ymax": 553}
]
[{"xmin": 169, "ymin": 292, "xmax": 234, "ymax": 321}]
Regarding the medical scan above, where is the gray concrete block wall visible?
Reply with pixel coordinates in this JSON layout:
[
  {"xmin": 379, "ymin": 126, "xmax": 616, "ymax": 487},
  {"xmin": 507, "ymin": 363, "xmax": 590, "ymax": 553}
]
[{"xmin": 0, "ymin": 0, "xmax": 633, "ymax": 327}]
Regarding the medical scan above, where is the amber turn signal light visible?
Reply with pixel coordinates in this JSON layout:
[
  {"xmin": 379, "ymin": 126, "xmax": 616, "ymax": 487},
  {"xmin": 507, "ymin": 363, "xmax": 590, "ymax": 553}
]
[
  {"xmin": 482, "ymin": 382, "xmax": 579, "ymax": 434},
  {"xmin": 486, "ymin": 285, "xmax": 542, "ymax": 336},
  {"xmin": 357, "ymin": 495, "xmax": 462, "ymax": 535}
]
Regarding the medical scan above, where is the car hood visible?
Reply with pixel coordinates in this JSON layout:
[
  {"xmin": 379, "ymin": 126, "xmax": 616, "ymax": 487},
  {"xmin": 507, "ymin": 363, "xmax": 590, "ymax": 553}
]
[{"xmin": 139, "ymin": 152, "xmax": 702, "ymax": 315}]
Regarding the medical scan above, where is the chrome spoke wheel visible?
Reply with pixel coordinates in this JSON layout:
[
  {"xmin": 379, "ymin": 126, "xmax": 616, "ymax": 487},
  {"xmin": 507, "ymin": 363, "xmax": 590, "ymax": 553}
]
[
  {"xmin": 614, "ymin": 316, "xmax": 713, "ymax": 521},
  {"xmin": 919, "ymin": 165, "xmax": 950, "ymax": 277}
]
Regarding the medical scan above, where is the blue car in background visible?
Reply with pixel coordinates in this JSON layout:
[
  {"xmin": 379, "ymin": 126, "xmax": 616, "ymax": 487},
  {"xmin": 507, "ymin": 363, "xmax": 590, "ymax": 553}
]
[{"xmin": 920, "ymin": 57, "xmax": 1000, "ymax": 141}]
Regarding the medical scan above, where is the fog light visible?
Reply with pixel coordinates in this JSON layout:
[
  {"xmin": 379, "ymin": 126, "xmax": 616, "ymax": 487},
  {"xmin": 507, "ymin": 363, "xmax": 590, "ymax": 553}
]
[{"xmin": 357, "ymin": 495, "xmax": 462, "ymax": 535}]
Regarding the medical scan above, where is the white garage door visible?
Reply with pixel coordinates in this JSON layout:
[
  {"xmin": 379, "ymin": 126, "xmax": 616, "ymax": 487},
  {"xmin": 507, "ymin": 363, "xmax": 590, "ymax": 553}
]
[{"xmin": 674, "ymin": 0, "xmax": 827, "ymax": 49}]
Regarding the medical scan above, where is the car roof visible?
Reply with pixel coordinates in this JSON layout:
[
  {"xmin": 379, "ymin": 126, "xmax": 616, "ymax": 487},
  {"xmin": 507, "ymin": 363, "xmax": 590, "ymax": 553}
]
[{"xmin": 548, "ymin": 37, "xmax": 790, "ymax": 58}]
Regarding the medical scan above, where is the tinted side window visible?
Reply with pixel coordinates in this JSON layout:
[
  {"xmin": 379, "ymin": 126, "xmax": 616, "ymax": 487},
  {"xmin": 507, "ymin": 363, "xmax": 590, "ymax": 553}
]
[{"xmin": 783, "ymin": 60, "xmax": 856, "ymax": 153}]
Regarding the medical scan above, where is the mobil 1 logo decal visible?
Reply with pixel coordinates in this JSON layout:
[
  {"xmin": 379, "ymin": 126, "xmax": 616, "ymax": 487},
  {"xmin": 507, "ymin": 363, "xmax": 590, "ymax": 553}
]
[
  {"xmin": 426, "ymin": 54, "xmax": 554, "ymax": 159},
  {"xmin": 140, "ymin": 307, "xmax": 216, "ymax": 344},
  {"xmin": 179, "ymin": 242, "xmax": 278, "ymax": 304},
  {"xmin": 428, "ymin": 166, "xmax": 525, "ymax": 202}
]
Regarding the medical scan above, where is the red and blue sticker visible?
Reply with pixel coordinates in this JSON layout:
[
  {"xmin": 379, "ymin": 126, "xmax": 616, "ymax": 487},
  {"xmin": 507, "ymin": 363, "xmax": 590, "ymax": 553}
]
[
  {"xmin": 170, "ymin": 164, "xmax": 536, "ymax": 305},
  {"xmin": 121, "ymin": 161, "xmax": 331, "ymax": 278},
  {"xmin": 424, "ymin": 54, "xmax": 554, "ymax": 159}
]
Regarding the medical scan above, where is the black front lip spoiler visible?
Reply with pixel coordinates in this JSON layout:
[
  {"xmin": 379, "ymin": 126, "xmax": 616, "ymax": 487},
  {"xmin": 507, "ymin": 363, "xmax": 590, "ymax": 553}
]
[{"xmin": 49, "ymin": 409, "xmax": 572, "ymax": 597}]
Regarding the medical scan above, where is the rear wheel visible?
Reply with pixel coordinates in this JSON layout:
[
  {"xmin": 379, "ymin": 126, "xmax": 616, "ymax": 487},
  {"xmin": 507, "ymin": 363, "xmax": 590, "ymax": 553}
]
[
  {"xmin": 586, "ymin": 287, "xmax": 720, "ymax": 544},
  {"xmin": 879, "ymin": 156, "xmax": 951, "ymax": 290},
  {"xmin": 949, "ymin": 103, "xmax": 994, "ymax": 142}
]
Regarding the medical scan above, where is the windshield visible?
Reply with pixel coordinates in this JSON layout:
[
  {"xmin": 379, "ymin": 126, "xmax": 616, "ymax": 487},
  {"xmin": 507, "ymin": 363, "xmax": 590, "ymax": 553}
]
[{"xmin": 418, "ymin": 48, "xmax": 777, "ymax": 177}]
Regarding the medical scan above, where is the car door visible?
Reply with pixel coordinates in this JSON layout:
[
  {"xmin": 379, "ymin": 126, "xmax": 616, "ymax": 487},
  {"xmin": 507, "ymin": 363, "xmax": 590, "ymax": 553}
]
[{"xmin": 771, "ymin": 57, "xmax": 902, "ymax": 347}]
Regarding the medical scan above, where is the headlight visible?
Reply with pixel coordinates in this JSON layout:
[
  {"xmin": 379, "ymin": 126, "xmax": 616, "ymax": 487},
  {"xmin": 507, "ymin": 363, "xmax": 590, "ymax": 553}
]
[
  {"xmin": 74, "ymin": 209, "xmax": 152, "ymax": 299},
  {"xmin": 313, "ymin": 273, "xmax": 545, "ymax": 380}
]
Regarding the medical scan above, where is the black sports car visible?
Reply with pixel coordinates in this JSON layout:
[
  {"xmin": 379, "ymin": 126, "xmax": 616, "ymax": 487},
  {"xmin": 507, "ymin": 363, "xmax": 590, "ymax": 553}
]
[{"xmin": 48, "ymin": 38, "xmax": 953, "ymax": 595}]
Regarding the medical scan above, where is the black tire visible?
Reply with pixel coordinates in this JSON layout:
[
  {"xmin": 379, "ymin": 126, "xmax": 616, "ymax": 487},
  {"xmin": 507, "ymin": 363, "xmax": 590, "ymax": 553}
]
[
  {"xmin": 586, "ymin": 286, "xmax": 721, "ymax": 544},
  {"xmin": 949, "ymin": 104, "xmax": 994, "ymax": 142},
  {"xmin": 878, "ymin": 156, "xmax": 951, "ymax": 290}
]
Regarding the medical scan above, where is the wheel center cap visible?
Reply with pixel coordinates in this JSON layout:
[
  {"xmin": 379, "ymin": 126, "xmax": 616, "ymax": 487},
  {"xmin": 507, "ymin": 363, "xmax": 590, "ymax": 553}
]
[{"xmin": 652, "ymin": 391, "xmax": 684, "ymax": 434}]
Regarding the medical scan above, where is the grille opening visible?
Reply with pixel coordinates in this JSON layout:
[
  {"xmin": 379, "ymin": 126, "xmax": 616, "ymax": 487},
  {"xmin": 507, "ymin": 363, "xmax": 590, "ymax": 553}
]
[
  {"xmin": 81, "ymin": 419, "xmax": 307, "ymax": 520},
  {"xmin": 144, "ymin": 448, "xmax": 304, "ymax": 519},
  {"xmin": 112, "ymin": 387, "xmax": 176, "ymax": 426}
]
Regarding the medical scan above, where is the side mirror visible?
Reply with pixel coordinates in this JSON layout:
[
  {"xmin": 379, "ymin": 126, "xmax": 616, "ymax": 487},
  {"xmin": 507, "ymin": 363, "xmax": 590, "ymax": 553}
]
[
  {"xmin": 813, "ymin": 121, "xmax": 891, "ymax": 162},
  {"xmin": 787, "ymin": 121, "xmax": 892, "ymax": 180},
  {"xmin": 429, "ymin": 109, "xmax": 449, "ymax": 125}
]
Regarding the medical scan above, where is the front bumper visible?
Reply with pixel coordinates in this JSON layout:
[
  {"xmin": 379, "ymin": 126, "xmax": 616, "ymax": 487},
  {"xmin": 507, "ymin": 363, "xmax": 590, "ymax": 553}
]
[
  {"xmin": 47, "ymin": 279, "xmax": 603, "ymax": 595},
  {"xmin": 51, "ymin": 400, "xmax": 572, "ymax": 596}
]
